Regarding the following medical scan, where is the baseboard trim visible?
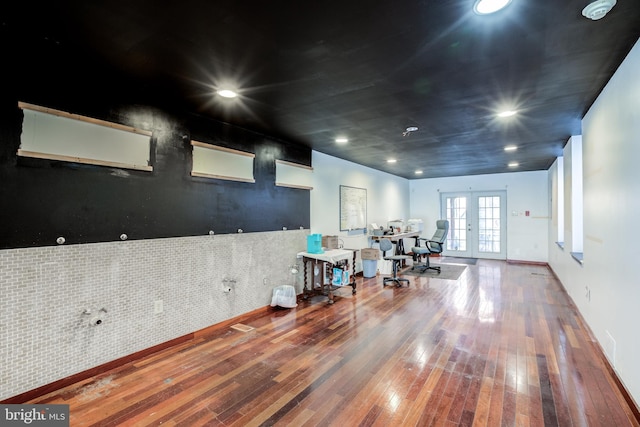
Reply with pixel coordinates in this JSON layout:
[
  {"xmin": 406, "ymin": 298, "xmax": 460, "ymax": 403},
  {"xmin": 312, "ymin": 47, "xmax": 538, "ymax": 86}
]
[
  {"xmin": 548, "ymin": 266, "xmax": 640, "ymax": 424},
  {"xmin": 1, "ymin": 305, "xmax": 272, "ymax": 404},
  {"xmin": 506, "ymin": 259, "xmax": 548, "ymax": 266}
]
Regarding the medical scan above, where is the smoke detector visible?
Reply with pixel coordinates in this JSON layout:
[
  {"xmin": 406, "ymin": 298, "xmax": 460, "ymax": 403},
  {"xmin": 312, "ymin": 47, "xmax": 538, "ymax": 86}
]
[{"xmin": 582, "ymin": 0, "xmax": 616, "ymax": 20}]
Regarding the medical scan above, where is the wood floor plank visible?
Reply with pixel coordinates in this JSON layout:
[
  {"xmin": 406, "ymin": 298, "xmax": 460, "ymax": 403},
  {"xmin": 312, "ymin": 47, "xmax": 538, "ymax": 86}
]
[
  {"xmin": 20, "ymin": 260, "xmax": 639, "ymax": 426},
  {"xmin": 471, "ymin": 376, "xmax": 494, "ymax": 427}
]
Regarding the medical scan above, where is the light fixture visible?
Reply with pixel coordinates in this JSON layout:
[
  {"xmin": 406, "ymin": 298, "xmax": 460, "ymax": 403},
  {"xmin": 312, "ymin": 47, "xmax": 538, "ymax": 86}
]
[
  {"xmin": 508, "ymin": 162, "xmax": 519, "ymax": 168},
  {"xmin": 497, "ymin": 110, "xmax": 517, "ymax": 118},
  {"xmin": 335, "ymin": 137, "xmax": 349, "ymax": 144},
  {"xmin": 504, "ymin": 145, "xmax": 518, "ymax": 151},
  {"xmin": 217, "ymin": 89, "xmax": 238, "ymax": 98},
  {"xmin": 473, "ymin": 0, "xmax": 512, "ymax": 15},
  {"xmin": 582, "ymin": 0, "xmax": 616, "ymax": 20},
  {"xmin": 402, "ymin": 126, "xmax": 419, "ymax": 137},
  {"xmin": 387, "ymin": 159, "xmax": 397, "ymax": 164},
  {"xmin": 415, "ymin": 170, "xmax": 423, "ymax": 175}
]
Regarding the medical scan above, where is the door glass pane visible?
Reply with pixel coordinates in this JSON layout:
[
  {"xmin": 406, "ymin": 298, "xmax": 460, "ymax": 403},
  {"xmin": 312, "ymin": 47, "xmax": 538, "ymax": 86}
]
[
  {"xmin": 446, "ymin": 196, "xmax": 467, "ymax": 251},
  {"xmin": 478, "ymin": 196, "xmax": 500, "ymax": 253}
]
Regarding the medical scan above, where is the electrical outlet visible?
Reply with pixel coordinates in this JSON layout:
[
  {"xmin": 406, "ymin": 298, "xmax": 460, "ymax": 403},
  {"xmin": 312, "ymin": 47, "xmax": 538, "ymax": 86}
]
[
  {"xmin": 263, "ymin": 276, "xmax": 268, "ymax": 285},
  {"xmin": 154, "ymin": 300, "xmax": 163, "ymax": 314}
]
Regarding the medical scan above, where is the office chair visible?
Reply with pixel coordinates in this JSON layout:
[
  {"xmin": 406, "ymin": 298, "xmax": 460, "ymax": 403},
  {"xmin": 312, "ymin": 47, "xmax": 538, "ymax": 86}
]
[
  {"xmin": 411, "ymin": 220, "xmax": 449, "ymax": 273},
  {"xmin": 379, "ymin": 238, "xmax": 411, "ymax": 287}
]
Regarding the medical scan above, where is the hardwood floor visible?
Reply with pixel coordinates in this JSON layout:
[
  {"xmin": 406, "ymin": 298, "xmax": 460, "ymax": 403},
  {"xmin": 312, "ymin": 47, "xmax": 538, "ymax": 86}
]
[{"xmin": 29, "ymin": 259, "xmax": 638, "ymax": 426}]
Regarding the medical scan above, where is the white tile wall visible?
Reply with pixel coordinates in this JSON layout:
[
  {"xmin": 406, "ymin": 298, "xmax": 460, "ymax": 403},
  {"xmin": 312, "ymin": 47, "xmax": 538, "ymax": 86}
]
[{"xmin": 0, "ymin": 230, "xmax": 307, "ymax": 400}]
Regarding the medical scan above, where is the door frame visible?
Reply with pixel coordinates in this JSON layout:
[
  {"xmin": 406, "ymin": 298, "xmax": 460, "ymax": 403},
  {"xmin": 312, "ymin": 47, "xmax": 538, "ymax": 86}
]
[{"xmin": 440, "ymin": 190, "xmax": 507, "ymax": 260}]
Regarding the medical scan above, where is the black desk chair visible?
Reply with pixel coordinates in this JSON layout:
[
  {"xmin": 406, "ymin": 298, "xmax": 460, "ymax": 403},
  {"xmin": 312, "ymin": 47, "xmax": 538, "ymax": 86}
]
[
  {"xmin": 380, "ymin": 238, "xmax": 410, "ymax": 287},
  {"xmin": 411, "ymin": 220, "xmax": 449, "ymax": 273}
]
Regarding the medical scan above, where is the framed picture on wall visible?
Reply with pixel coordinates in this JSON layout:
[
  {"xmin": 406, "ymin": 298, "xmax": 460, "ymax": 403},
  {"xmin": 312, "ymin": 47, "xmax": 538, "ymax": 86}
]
[{"xmin": 339, "ymin": 185, "xmax": 367, "ymax": 231}]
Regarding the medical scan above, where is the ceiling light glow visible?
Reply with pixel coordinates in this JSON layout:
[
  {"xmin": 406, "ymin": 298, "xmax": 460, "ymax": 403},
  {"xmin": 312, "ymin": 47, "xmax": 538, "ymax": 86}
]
[
  {"xmin": 415, "ymin": 170, "xmax": 423, "ymax": 175},
  {"xmin": 474, "ymin": 0, "xmax": 512, "ymax": 14},
  {"xmin": 387, "ymin": 159, "xmax": 397, "ymax": 164},
  {"xmin": 504, "ymin": 145, "xmax": 518, "ymax": 151},
  {"xmin": 497, "ymin": 110, "xmax": 517, "ymax": 118},
  {"xmin": 335, "ymin": 137, "xmax": 349, "ymax": 144},
  {"xmin": 508, "ymin": 162, "xmax": 519, "ymax": 168},
  {"xmin": 217, "ymin": 89, "xmax": 238, "ymax": 98}
]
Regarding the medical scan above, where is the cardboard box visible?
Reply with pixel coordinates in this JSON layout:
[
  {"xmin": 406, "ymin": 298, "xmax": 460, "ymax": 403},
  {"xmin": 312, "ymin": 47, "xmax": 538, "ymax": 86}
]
[
  {"xmin": 361, "ymin": 248, "xmax": 380, "ymax": 260},
  {"xmin": 322, "ymin": 235, "xmax": 339, "ymax": 249}
]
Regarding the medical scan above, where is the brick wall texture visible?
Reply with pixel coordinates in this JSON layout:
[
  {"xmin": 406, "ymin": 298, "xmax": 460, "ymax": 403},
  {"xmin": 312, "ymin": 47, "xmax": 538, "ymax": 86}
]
[{"xmin": 0, "ymin": 230, "xmax": 307, "ymax": 400}]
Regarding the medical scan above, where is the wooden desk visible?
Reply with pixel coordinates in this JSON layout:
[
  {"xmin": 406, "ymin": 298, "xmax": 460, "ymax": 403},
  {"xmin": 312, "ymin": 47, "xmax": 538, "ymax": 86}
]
[
  {"xmin": 370, "ymin": 231, "xmax": 420, "ymax": 255},
  {"xmin": 297, "ymin": 249, "xmax": 356, "ymax": 305}
]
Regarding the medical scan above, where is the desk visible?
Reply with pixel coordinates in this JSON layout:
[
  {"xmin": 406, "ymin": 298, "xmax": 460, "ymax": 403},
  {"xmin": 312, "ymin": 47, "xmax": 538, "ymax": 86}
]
[
  {"xmin": 297, "ymin": 249, "xmax": 356, "ymax": 304},
  {"xmin": 370, "ymin": 231, "xmax": 420, "ymax": 255}
]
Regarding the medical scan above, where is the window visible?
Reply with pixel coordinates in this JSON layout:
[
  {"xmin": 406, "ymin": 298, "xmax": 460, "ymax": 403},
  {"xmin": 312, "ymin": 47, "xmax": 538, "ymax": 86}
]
[
  {"xmin": 478, "ymin": 196, "xmax": 501, "ymax": 253},
  {"xmin": 18, "ymin": 102, "xmax": 153, "ymax": 171},
  {"xmin": 275, "ymin": 160, "xmax": 313, "ymax": 190},
  {"xmin": 564, "ymin": 136, "xmax": 583, "ymax": 264},
  {"xmin": 190, "ymin": 140, "xmax": 255, "ymax": 183},
  {"xmin": 555, "ymin": 156, "xmax": 565, "ymax": 248},
  {"xmin": 446, "ymin": 196, "xmax": 467, "ymax": 251}
]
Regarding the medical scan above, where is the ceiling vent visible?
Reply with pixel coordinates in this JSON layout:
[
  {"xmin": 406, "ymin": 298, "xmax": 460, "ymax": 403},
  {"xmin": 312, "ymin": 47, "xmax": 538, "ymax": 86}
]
[{"xmin": 582, "ymin": 0, "xmax": 616, "ymax": 20}]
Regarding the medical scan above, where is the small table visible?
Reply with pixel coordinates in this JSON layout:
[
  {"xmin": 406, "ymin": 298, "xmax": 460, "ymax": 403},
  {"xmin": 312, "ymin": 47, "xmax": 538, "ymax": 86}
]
[
  {"xmin": 370, "ymin": 231, "xmax": 420, "ymax": 255},
  {"xmin": 297, "ymin": 249, "xmax": 357, "ymax": 304}
]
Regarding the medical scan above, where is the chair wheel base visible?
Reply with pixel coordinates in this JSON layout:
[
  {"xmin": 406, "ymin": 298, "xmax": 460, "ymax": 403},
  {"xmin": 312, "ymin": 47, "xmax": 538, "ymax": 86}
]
[
  {"xmin": 412, "ymin": 265, "xmax": 441, "ymax": 274},
  {"xmin": 383, "ymin": 278, "xmax": 410, "ymax": 287}
]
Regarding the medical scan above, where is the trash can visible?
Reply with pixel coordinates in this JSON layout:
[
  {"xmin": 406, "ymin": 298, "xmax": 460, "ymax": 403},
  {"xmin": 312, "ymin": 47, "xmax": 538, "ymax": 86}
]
[
  {"xmin": 270, "ymin": 285, "xmax": 298, "ymax": 308},
  {"xmin": 363, "ymin": 259, "xmax": 377, "ymax": 278}
]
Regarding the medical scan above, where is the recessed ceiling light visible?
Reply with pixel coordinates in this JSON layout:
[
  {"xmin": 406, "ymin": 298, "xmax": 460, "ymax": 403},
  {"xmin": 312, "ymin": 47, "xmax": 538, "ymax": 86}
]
[
  {"xmin": 474, "ymin": 0, "xmax": 512, "ymax": 14},
  {"xmin": 217, "ymin": 89, "xmax": 238, "ymax": 98},
  {"xmin": 403, "ymin": 126, "xmax": 419, "ymax": 137},
  {"xmin": 387, "ymin": 159, "xmax": 397, "ymax": 164},
  {"xmin": 335, "ymin": 137, "xmax": 349, "ymax": 144},
  {"xmin": 508, "ymin": 162, "xmax": 519, "ymax": 168},
  {"xmin": 415, "ymin": 170, "xmax": 423, "ymax": 175},
  {"xmin": 497, "ymin": 110, "xmax": 517, "ymax": 118},
  {"xmin": 504, "ymin": 145, "xmax": 518, "ymax": 151}
]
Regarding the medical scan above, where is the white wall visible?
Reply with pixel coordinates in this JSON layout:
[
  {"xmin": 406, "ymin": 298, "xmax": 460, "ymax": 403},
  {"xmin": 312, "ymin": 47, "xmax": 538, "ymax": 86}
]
[
  {"xmin": 310, "ymin": 152, "xmax": 550, "ymax": 264},
  {"xmin": 310, "ymin": 151, "xmax": 410, "ymax": 260},
  {"xmin": 410, "ymin": 171, "xmax": 549, "ymax": 262},
  {"xmin": 549, "ymin": 38, "xmax": 640, "ymax": 405}
]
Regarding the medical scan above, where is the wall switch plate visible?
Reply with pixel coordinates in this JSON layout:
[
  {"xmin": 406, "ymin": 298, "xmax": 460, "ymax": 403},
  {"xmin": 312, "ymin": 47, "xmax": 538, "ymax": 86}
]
[{"xmin": 154, "ymin": 300, "xmax": 163, "ymax": 314}]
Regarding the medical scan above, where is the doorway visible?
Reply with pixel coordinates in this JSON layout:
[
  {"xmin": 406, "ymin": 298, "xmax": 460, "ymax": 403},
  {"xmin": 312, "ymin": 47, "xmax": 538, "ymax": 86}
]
[{"xmin": 440, "ymin": 191, "xmax": 506, "ymax": 259}]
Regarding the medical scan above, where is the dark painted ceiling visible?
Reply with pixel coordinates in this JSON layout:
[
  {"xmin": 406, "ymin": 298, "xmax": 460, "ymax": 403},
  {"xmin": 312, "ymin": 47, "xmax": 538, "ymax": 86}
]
[{"xmin": 4, "ymin": 0, "xmax": 640, "ymax": 178}]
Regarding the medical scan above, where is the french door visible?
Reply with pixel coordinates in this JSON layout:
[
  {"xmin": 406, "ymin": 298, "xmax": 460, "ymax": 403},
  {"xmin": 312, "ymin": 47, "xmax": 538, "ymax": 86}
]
[{"xmin": 440, "ymin": 191, "xmax": 506, "ymax": 259}]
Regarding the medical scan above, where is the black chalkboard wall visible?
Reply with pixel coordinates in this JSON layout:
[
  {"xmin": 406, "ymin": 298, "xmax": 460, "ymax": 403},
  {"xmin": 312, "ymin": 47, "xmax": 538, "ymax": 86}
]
[{"xmin": 0, "ymin": 48, "xmax": 310, "ymax": 249}]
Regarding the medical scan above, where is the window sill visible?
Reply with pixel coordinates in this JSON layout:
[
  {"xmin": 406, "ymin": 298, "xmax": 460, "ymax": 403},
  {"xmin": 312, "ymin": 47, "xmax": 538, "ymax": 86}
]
[{"xmin": 570, "ymin": 252, "xmax": 584, "ymax": 265}]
